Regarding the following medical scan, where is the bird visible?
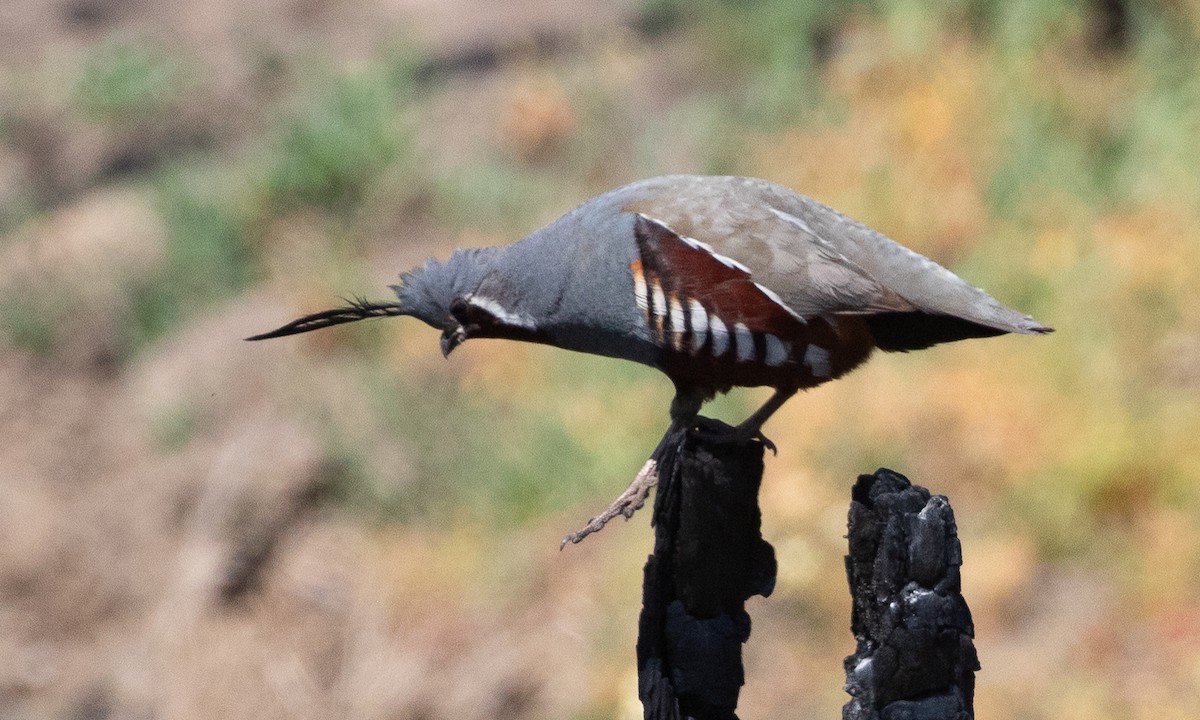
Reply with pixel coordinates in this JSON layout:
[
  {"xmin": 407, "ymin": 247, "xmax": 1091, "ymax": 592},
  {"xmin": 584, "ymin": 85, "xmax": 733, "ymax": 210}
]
[{"xmin": 248, "ymin": 175, "xmax": 1052, "ymax": 542}]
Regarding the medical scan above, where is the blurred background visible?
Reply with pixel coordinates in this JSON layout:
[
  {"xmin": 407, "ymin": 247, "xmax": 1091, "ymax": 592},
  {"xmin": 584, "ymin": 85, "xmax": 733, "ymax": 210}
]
[{"xmin": 1, "ymin": 0, "xmax": 1198, "ymax": 718}]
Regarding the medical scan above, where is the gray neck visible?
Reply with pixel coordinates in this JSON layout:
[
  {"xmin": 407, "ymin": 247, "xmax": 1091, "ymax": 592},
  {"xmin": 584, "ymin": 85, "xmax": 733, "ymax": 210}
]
[{"xmin": 393, "ymin": 211, "xmax": 650, "ymax": 364}]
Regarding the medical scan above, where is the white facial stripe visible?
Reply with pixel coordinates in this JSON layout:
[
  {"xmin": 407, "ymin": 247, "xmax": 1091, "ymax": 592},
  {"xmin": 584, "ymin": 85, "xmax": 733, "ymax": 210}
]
[
  {"xmin": 764, "ymin": 334, "xmax": 790, "ymax": 366},
  {"xmin": 804, "ymin": 345, "xmax": 832, "ymax": 377},
  {"xmin": 734, "ymin": 323, "xmax": 755, "ymax": 362},
  {"xmin": 633, "ymin": 268, "xmax": 649, "ymax": 313},
  {"xmin": 689, "ymin": 300, "xmax": 708, "ymax": 354},
  {"xmin": 753, "ymin": 282, "xmax": 806, "ymax": 323},
  {"xmin": 650, "ymin": 279, "xmax": 667, "ymax": 318},
  {"xmin": 709, "ymin": 315, "xmax": 729, "ymax": 357},
  {"xmin": 466, "ymin": 295, "xmax": 537, "ymax": 330}
]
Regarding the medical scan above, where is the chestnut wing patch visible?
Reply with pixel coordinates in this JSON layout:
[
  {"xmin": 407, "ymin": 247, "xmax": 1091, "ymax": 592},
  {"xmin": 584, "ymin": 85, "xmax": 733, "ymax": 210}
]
[{"xmin": 632, "ymin": 213, "xmax": 807, "ymax": 339}]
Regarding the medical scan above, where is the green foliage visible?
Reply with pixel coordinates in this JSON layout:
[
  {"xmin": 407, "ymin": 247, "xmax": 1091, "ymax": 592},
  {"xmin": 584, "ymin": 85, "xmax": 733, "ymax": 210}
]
[
  {"xmin": 1124, "ymin": 11, "xmax": 1200, "ymax": 204},
  {"xmin": 653, "ymin": 0, "xmax": 1200, "ymax": 211},
  {"xmin": 984, "ymin": 97, "xmax": 1126, "ymax": 219},
  {"xmin": 262, "ymin": 62, "xmax": 417, "ymax": 214},
  {"xmin": 298, "ymin": 345, "xmax": 668, "ymax": 528},
  {"xmin": 160, "ymin": 170, "xmax": 254, "ymax": 297},
  {"xmin": 150, "ymin": 403, "xmax": 201, "ymax": 450},
  {"xmin": 432, "ymin": 157, "xmax": 565, "ymax": 233},
  {"xmin": 125, "ymin": 48, "xmax": 428, "ymax": 350},
  {"xmin": 74, "ymin": 33, "xmax": 189, "ymax": 123},
  {"xmin": 678, "ymin": 0, "xmax": 865, "ymax": 123},
  {"xmin": 0, "ymin": 292, "xmax": 60, "ymax": 355},
  {"xmin": 985, "ymin": 10, "xmax": 1199, "ymax": 223},
  {"xmin": 638, "ymin": 0, "xmax": 684, "ymax": 37},
  {"xmin": 964, "ymin": 0, "xmax": 1080, "ymax": 52},
  {"xmin": 124, "ymin": 165, "xmax": 254, "ymax": 349}
]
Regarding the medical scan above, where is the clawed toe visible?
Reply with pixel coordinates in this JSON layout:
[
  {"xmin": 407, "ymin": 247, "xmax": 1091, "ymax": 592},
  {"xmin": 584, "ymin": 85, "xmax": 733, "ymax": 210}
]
[
  {"xmin": 689, "ymin": 419, "xmax": 777, "ymax": 455},
  {"xmin": 757, "ymin": 432, "xmax": 777, "ymax": 455},
  {"xmin": 561, "ymin": 459, "xmax": 659, "ymax": 548}
]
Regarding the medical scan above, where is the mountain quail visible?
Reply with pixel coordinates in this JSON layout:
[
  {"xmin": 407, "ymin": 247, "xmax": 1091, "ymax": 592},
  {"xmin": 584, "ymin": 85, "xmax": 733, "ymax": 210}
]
[{"xmin": 249, "ymin": 175, "xmax": 1052, "ymax": 541}]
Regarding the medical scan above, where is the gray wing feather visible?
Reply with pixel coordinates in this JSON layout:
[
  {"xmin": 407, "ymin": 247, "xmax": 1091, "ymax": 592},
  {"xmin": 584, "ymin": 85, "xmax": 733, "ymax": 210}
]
[
  {"xmin": 770, "ymin": 188, "xmax": 1049, "ymax": 334},
  {"xmin": 620, "ymin": 175, "xmax": 1048, "ymax": 335}
]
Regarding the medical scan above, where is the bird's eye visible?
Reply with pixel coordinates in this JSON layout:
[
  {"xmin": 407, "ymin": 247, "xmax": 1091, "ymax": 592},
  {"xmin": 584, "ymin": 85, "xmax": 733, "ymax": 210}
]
[{"xmin": 449, "ymin": 297, "xmax": 469, "ymax": 319}]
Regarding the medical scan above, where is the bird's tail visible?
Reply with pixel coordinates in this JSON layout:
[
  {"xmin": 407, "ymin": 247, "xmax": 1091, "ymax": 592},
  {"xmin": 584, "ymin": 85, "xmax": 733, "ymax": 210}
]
[{"xmin": 245, "ymin": 297, "xmax": 407, "ymax": 341}]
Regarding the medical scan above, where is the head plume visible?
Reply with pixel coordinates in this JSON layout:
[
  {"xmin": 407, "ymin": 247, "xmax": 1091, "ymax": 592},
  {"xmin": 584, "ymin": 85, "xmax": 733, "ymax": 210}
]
[
  {"xmin": 244, "ymin": 297, "xmax": 407, "ymax": 341},
  {"xmin": 245, "ymin": 247, "xmax": 499, "ymax": 342}
]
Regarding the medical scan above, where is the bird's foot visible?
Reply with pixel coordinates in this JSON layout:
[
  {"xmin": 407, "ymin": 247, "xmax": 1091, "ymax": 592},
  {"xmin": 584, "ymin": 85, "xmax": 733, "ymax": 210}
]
[
  {"xmin": 561, "ymin": 458, "xmax": 659, "ymax": 548},
  {"xmin": 689, "ymin": 417, "xmax": 777, "ymax": 455}
]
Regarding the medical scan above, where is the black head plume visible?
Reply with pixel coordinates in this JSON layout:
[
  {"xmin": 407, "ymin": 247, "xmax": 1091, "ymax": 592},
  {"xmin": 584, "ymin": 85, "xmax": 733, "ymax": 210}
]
[{"xmin": 245, "ymin": 297, "xmax": 406, "ymax": 341}]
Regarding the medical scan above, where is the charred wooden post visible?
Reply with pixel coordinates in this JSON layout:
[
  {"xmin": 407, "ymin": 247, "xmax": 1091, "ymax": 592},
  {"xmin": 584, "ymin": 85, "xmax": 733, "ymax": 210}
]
[
  {"xmin": 637, "ymin": 420, "xmax": 777, "ymax": 720},
  {"xmin": 842, "ymin": 469, "xmax": 979, "ymax": 720},
  {"xmin": 633, "ymin": 430, "xmax": 977, "ymax": 720}
]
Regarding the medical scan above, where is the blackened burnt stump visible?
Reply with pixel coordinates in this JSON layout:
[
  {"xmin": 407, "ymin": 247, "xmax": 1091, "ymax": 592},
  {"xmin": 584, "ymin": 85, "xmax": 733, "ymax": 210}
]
[
  {"xmin": 637, "ymin": 420, "xmax": 777, "ymax": 720},
  {"xmin": 843, "ymin": 469, "xmax": 979, "ymax": 720}
]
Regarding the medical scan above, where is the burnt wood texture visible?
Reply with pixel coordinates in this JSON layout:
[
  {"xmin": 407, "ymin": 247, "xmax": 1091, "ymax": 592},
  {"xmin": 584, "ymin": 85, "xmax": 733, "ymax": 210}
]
[
  {"xmin": 638, "ymin": 451, "xmax": 977, "ymax": 720},
  {"xmin": 842, "ymin": 469, "xmax": 978, "ymax": 720},
  {"xmin": 637, "ymin": 420, "xmax": 776, "ymax": 720}
]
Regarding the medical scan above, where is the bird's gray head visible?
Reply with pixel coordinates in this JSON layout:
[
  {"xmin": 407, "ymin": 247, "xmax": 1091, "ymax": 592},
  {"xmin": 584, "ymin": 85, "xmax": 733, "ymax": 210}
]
[{"xmin": 393, "ymin": 247, "xmax": 513, "ymax": 355}]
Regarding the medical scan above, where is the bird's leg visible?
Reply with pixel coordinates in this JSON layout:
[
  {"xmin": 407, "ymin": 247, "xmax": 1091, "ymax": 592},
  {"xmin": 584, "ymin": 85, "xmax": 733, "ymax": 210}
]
[
  {"xmin": 736, "ymin": 386, "xmax": 796, "ymax": 437},
  {"xmin": 560, "ymin": 389, "xmax": 704, "ymax": 548},
  {"xmin": 692, "ymin": 386, "xmax": 798, "ymax": 453}
]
